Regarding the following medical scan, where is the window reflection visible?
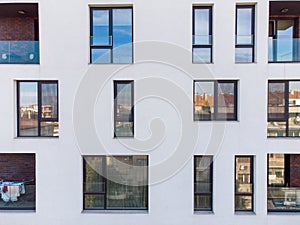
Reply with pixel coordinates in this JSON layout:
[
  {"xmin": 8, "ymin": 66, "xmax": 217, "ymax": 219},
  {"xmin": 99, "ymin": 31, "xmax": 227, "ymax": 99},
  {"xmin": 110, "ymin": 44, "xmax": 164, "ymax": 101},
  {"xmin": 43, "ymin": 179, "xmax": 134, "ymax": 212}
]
[{"xmin": 194, "ymin": 156, "xmax": 213, "ymax": 211}]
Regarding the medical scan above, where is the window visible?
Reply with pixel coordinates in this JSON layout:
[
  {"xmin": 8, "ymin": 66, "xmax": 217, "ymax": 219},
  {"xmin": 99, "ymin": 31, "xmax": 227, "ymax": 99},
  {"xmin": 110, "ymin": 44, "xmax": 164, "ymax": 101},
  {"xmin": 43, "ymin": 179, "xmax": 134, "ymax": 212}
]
[
  {"xmin": 194, "ymin": 80, "xmax": 238, "ymax": 121},
  {"xmin": 90, "ymin": 7, "xmax": 133, "ymax": 64},
  {"xmin": 268, "ymin": 80, "xmax": 300, "ymax": 137},
  {"xmin": 192, "ymin": 6, "xmax": 213, "ymax": 63},
  {"xmin": 0, "ymin": 153, "xmax": 36, "ymax": 210},
  {"xmin": 114, "ymin": 80, "xmax": 134, "ymax": 137},
  {"xmin": 17, "ymin": 81, "xmax": 58, "ymax": 137},
  {"xmin": 235, "ymin": 156, "xmax": 254, "ymax": 212},
  {"xmin": 235, "ymin": 5, "xmax": 255, "ymax": 63},
  {"xmin": 83, "ymin": 155, "xmax": 148, "ymax": 210},
  {"xmin": 267, "ymin": 154, "xmax": 300, "ymax": 212},
  {"xmin": 194, "ymin": 155, "xmax": 213, "ymax": 211}
]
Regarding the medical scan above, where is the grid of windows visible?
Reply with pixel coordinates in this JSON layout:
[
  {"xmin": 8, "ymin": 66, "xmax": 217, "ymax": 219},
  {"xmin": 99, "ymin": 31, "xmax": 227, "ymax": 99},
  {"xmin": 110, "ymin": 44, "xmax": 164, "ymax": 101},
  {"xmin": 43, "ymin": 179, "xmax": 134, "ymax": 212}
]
[
  {"xmin": 194, "ymin": 156, "xmax": 213, "ymax": 211},
  {"xmin": 235, "ymin": 156, "xmax": 254, "ymax": 212},
  {"xmin": 192, "ymin": 6, "xmax": 213, "ymax": 63},
  {"xmin": 194, "ymin": 80, "xmax": 238, "ymax": 121},
  {"xmin": 268, "ymin": 80, "xmax": 300, "ymax": 137},
  {"xmin": 235, "ymin": 5, "xmax": 255, "ymax": 63},
  {"xmin": 83, "ymin": 155, "xmax": 148, "ymax": 210},
  {"xmin": 90, "ymin": 7, "xmax": 133, "ymax": 64},
  {"xmin": 17, "ymin": 81, "xmax": 59, "ymax": 137}
]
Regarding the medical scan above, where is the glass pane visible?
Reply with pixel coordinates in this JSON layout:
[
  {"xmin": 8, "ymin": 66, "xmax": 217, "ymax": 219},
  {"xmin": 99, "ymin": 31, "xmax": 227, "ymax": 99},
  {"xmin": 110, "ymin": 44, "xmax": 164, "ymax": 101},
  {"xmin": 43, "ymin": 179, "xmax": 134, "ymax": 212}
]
[
  {"xmin": 41, "ymin": 83, "xmax": 58, "ymax": 119},
  {"xmin": 235, "ymin": 157, "xmax": 252, "ymax": 194},
  {"xmin": 268, "ymin": 121, "xmax": 286, "ymax": 137},
  {"xmin": 92, "ymin": 10, "xmax": 110, "ymax": 46},
  {"xmin": 91, "ymin": 48, "xmax": 111, "ymax": 64},
  {"xmin": 194, "ymin": 8, "xmax": 210, "ymax": 36},
  {"xmin": 106, "ymin": 156, "xmax": 148, "ymax": 209},
  {"xmin": 193, "ymin": 48, "xmax": 211, "ymax": 63},
  {"xmin": 41, "ymin": 122, "xmax": 59, "ymax": 137},
  {"xmin": 19, "ymin": 82, "xmax": 38, "ymax": 136},
  {"xmin": 235, "ymin": 47, "xmax": 253, "ymax": 62},
  {"xmin": 276, "ymin": 20, "xmax": 294, "ymax": 62},
  {"xmin": 235, "ymin": 195, "xmax": 252, "ymax": 211},
  {"xmin": 217, "ymin": 82, "xmax": 236, "ymax": 120},
  {"xmin": 288, "ymin": 81, "xmax": 300, "ymax": 137},
  {"xmin": 84, "ymin": 157, "xmax": 104, "ymax": 193},
  {"xmin": 236, "ymin": 7, "xmax": 253, "ymax": 44},
  {"xmin": 268, "ymin": 154, "xmax": 285, "ymax": 186},
  {"xmin": 112, "ymin": 9, "xmax": 133, "ymax": 63},
  {"xmin": 115, "ymin": 82, "xmax": 133, "ymax": 137},
  {"xmin": 194, "ymin": 82, "xmax": 214, "ymax": 120},
  {"xmin": 268, "ymin": 82, "xmax": 285, "ymax": 120},
  {"xmin": 194, "ymin": 195, "xmax": 212, "ymax": 211},
  {"xmin": 84, "ymin": 195, "xmax": 104, "ymax": 209},
  {"xmin": 195, "ymin": 156, "xmax": 212, "ymax": 193}
]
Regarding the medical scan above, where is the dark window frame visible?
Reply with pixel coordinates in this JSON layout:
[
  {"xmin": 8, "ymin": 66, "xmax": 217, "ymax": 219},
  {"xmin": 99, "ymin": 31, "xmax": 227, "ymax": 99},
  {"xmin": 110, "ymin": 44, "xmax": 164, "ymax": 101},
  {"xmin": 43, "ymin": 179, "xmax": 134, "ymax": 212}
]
[
  {"xmin": 192, "ymin": 6, "xmax": 213, "ymax": 63},
  {"xmin": 194, "ymin": 155, "xmax": 213, "ymax": 211},
  {"xmin": 235, "ymin": 5, "xmax": 255, "ymax": 63},
  {"xmin": 268, "ymin": 80, "xmax": 300, "ymax": 137},
  {"xmin": 235, "ymin": 155, "xmax": 254, "ymax": 212},
  {"xmin": 90, "ymin": 7, "xmax": 133, "ymax": 64},
  {"xmin": 17, "ymin": 80, "xmax": 59, "ymax": 137},
  {"xmin": 193, "ymin": 80, "xmax": 238, "ymax": 121},
  {"xmin": 83, "ymin": 155, "xmax": 149, "ymax": 211},
  {"xmin": 114, "ymin": 80, "xmax": 134, "ymax": 138}
]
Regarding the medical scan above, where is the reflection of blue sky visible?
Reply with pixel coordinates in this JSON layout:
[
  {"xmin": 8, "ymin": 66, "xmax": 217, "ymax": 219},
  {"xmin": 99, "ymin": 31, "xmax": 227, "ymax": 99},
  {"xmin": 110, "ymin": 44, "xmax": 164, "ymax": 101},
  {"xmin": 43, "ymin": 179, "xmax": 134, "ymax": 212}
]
[
  {"xmin": 116, "ymin": 83, "xmax": 132, "ymax": 104},
  {"xmin": 290, "ymin": 82, "xmax": 300, "ymax": 93},
  {"xmin": 237, "ymin": 8, "xmax": 252, "ymax": 36},
  {"xmin": 20, "ymin": 82, "xmax": 37, "ymax": 106}
]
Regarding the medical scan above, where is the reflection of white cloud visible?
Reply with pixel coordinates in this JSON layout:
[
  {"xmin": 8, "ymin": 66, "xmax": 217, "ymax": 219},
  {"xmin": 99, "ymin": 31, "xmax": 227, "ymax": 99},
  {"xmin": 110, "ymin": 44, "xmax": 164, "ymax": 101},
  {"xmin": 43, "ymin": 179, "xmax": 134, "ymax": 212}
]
[
  {"xmin": 237, "ymin": 8, "xmax": 252, "ymax": 35},
  {"xmin": 93, "ymin": 9, "xmax": 132, "ymax": 26},
  {"xmin": 194, "ymin": 9, "xmax": 209, "ymax": 35},
  {"xmin": 113, "ymin": 28, "xmax": 132, "ymax": 37}
]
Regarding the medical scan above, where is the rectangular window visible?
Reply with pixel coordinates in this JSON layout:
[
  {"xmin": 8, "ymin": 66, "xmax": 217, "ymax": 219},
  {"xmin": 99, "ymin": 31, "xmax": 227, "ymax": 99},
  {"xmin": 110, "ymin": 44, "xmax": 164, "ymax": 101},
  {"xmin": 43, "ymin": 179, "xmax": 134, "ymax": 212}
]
[
  {"xmin": 235, "ymin": 156, "xmax": 254, "ymax": 212},
  {"xmin": 192, "ymin": 6, "xmax": 213, "ymax": 63},
  {"xmin": 235, "ymin": 5, "xmax": 255, "ymax": 63},
  {"xmin": 90, "ymin": 7, "xmax": 133, "ymax": 64},
  {"xmin": 83, "ymin": 155, "xmax": 148, "ymax": 210},
  {"xmin": 267, "ymin": 154, "xmax": 300, "ymax": 212},
  {"xmin": 17, "ymin": 81, "xmax": 59, "ymax": 137},
  {"xmin": 0, "ymin": 153, "xmax": 35, "ymax": 210},
  {"xmin": 194, "ymin": 80, "xmax": 238, "ymax": 121},
  {"xmin": 268, "ymin": 80, "xmax": 300, "ymax": 137},
  {"xmin": 114, "ymin": 80, "xmax": 134, "ymax": 137},
  {"xmin": 194, "ymin": 155, "xmax": 213, "ymax": 211}
]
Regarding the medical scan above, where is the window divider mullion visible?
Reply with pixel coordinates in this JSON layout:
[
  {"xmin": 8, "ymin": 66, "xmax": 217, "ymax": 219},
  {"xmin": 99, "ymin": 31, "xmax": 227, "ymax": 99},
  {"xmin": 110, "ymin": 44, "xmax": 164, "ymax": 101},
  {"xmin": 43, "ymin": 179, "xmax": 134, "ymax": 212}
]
[{"xmin": 38, "ymin": 82, "xmax": 42, "ymax": 136}]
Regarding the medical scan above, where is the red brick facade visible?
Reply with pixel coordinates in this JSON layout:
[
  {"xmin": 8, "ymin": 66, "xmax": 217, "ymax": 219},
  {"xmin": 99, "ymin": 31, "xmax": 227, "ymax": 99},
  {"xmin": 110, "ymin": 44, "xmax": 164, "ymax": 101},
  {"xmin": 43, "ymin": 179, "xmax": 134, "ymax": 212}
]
[
  {"xmin": 0, "ymin": 17, "xmax": 35, "ymax": 40},
  {"xmin": 0, "ymin": 153, "xmax": 35, "ymax": 183},
  {"xmin": 290, "ymin": 154, "xmax": 300, "ymax": 187}
]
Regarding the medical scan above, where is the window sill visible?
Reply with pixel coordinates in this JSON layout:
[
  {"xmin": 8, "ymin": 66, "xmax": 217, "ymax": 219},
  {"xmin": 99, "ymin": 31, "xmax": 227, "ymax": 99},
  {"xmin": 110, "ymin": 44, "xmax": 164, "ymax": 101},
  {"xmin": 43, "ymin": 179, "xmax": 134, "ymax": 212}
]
[
  {"xmin": 14, "ymin": 136, "xmax": 59, "ymax": 139},
  {"xmin": 82, "ymin": 210, "xmax": 148, "ymax": 214},
  {"xmin": 194, "ymin": 211, "xmax": 214, "ymax": 215},
  {"xmin": 235, "ymin": 211, "xmax": 255, "ymax": 215},
  {"xmin": 268, "ymin": 211, "xmax": 300, "ymax": 215},
  {"xmin": 0, "ymin": 209, "xmax": 36, "ymax": 213}
]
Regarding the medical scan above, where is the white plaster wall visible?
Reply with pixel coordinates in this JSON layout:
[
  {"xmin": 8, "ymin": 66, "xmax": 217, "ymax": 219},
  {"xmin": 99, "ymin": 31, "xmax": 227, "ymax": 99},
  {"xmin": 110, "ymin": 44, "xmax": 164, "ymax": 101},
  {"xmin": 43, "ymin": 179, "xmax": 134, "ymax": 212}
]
[{"xmin": 0, "ymin": 0, "xmax": 299, "ymax": 224}]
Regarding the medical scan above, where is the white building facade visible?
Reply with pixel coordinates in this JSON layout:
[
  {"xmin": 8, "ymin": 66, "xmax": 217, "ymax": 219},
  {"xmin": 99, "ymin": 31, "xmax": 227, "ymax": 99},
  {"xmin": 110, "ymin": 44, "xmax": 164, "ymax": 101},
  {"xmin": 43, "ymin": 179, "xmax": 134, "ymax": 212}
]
[{"xmin": 0, "ymin": 0, "xmax": 300, "ymax": 224}]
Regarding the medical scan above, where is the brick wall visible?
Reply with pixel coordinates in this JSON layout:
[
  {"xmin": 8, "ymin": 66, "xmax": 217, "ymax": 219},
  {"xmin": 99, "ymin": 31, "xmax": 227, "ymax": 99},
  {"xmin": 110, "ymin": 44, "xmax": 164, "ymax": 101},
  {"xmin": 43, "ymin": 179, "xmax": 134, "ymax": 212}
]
[
  {"xmin": 0, "ymin": 153, "xmax": 35, "ymax": 183},
  {"xmin": 0, "ymin": 17, "xmax": 35, "ymax": 40},
  {"xmin": 290, "ymin": 154, "xmax": 300, "ymax": 187}
]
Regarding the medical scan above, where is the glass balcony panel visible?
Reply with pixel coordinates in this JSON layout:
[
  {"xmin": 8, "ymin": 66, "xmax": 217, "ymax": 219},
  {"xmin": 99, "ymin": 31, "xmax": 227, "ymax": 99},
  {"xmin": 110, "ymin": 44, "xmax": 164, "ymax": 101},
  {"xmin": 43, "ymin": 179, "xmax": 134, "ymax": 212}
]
[
  {"xmin": 236, "ymin": 35, "xmax": 253, "ymax": 45},
  {"xmin": 193, "ymin": 35, "xmax": 212, "ymax": 45},
  {"xmin": 193, "ymin": 47, "xmax": 211, "ymax": 63},
  {"xmin": 0, "ymin": 41, "xmax": 39, "ymax": 64},
  {"xmin": 40, "ymin": 122, "xmax": 59, "ymax": 137},
  {"xmin": 90, "ymin": 36, "xmax": 112, "ymax": 46},
  {"xmin": 84, "ymin": 194, "xmax": 105, "ymax": 209},
  {"xmin": 268, "ymin": 187, "xmax": 300, "ymax": 211},
  {"xmin": 267, "ymin": 121, "xmax": 286, "ymax": 137},
  {"xmin": 268, "ymin": 38, "xmax": 300, "ymax": 62}
]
